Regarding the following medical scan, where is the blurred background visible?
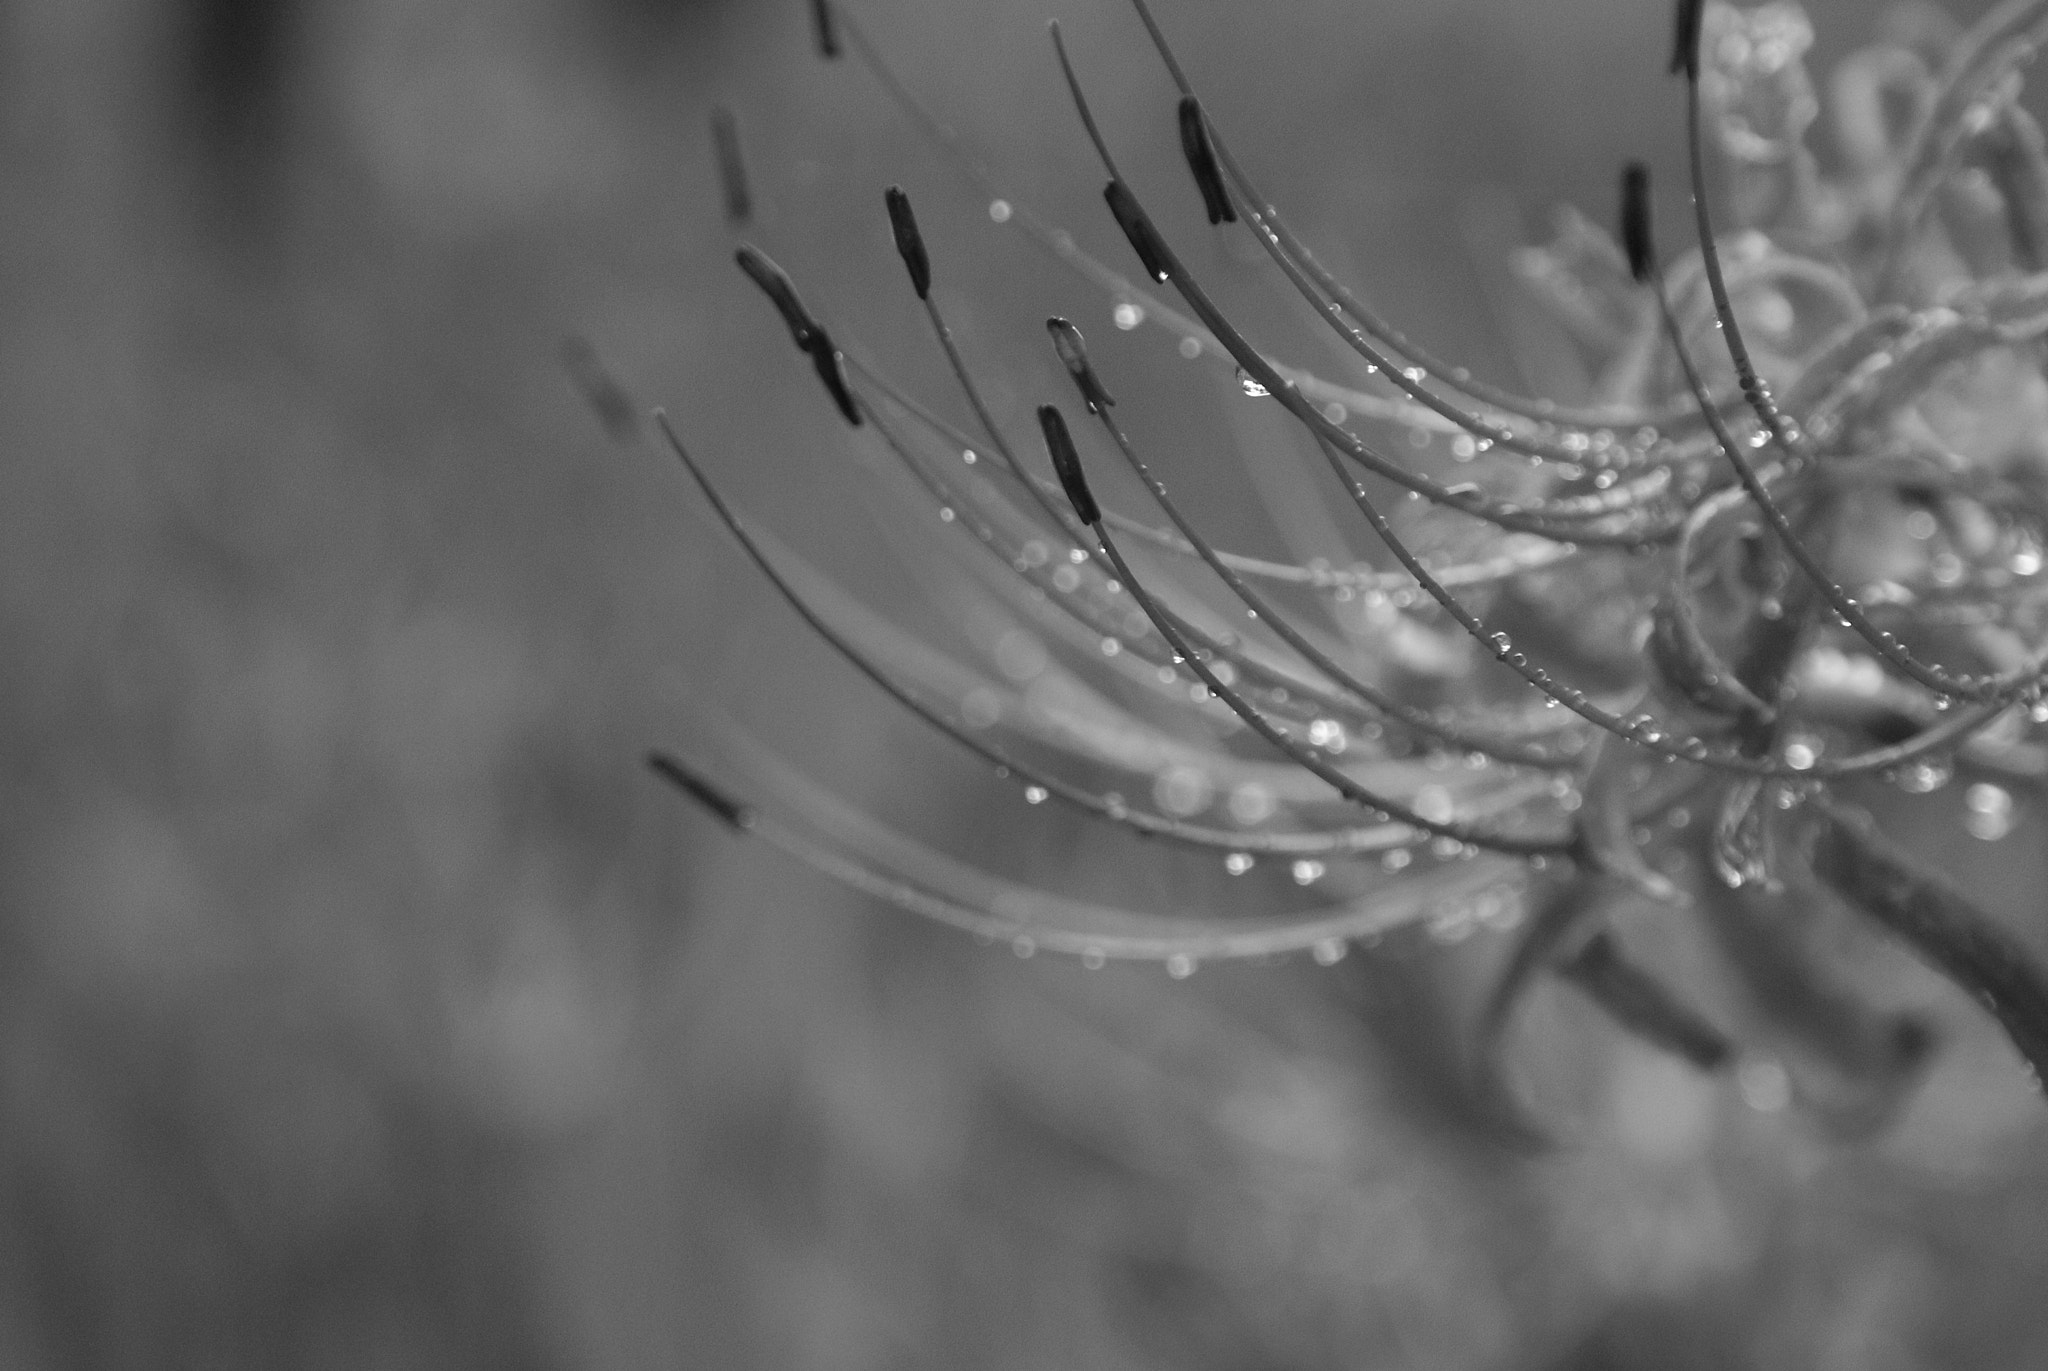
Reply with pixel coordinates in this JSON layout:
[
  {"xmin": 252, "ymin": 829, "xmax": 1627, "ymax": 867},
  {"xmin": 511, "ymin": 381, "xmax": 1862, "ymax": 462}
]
[{"xmin": 7, "ymin": 0, "xmax": 2048, "ymax": 1366}]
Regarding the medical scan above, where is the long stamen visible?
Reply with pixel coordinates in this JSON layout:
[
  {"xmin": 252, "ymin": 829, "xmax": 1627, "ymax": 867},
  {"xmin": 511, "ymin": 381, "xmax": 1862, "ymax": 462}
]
[
  {"xmin": 844, "ymin": 350, "xmax": 1580, "ymax": 594},
  {"xmin": 1044, "ymin": 403, "xmax": 1576, "ymax": 857},
  {"xmin": 832, "ymin": 3, "xmax": 1522, "ymax": 432},
  {"xmin": 1043, "ymin": 33, "xmax": 2024, "ymax": 773},
  {"xmin": 658, "ymin": 412, "xmax": 1440, "ymax": 856},
  {"xmin": 676, "ymin": 723, "xmax": 1533, "ymax": 963},
  {"xmin": 1044, "ymin": 49, "xmax": 1680, "ymax": 544},
  {"xmin": 1051, "ymin": 317, "xmax": 1575, "ymax": 769},
  {"xmin": 1124, "ymin": 0, "xmax": 1736, "ymax": 439},
  {"xmin": 1676, "ymin": 12, "xmax": 1805, "ymax": 458},
  {"xmin": 877, "ymin": 186, "xmax": 1087, "ymax": 539}
]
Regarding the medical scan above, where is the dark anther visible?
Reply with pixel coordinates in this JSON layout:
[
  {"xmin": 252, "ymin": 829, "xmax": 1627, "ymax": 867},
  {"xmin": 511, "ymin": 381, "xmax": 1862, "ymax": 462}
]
[
  {"xmin": 1177, "ymin": 96, "xmax": 1236, "ymax": 225},
  {"xmin": 1559, "ymin": 931, "xmax": 1734, "ymax": 1071},
  {"xmin": 884, "ymin": 185, "xmax": 931, "ymax": 300},
  {"xmin": 809, "ymin": 344, "xmax": 863, "ymax": 426},
  {"xmin": 561, "ymin": 337, "xmax": 641, "ymax": 444},
  {"xmin": 711, "ymin": 107, "xmax": 751, "ymax": 223},
  {"xmin": 811, "ymin": 0, "xmax": 839, "ymax": 59},
  {"xmin": 647, "ymin": 752, "xmax": 756, "ymax": 832},
  {"xmin": 1038, "ymin": 404, "xmax": 1100, "ymax": 525},
  {"xmin": 1103, "ymin": 180, "xmax": 1174, "ymax": 285},
  {"xmin": 1671, "ymin": 0, "xmax": 1703, "ymax": 80},
  {"xmin": 735, "ymin": 246, "xmax": 820, "ymax": 351},
  {"xmin": 1046, "ymin": 317, "xmax": 1117, "ymax": 414},
  {"xmin": 1620, "ymin": 161, "xmax": 1655, "ymax": 283}
]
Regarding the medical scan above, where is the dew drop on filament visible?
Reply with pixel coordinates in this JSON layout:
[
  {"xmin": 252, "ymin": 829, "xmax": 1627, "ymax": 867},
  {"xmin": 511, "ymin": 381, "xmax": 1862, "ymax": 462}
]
[
  {"xmin": 1312, "ymin": 937, "xmax": 1347, "ymax": 966},
  {"xmin": 1224, "ymin": 852, "xmax": 1254, "ymax": 875},
  {"xmin": 1113, "ymin": 302, "xmax": 1144, "ymax": 330},
  {"xmin": 1023, "ymin": 785, "xmax": 1049, "ymax": 805},
  {"xmin": 1894, "ymin": 758, "xmax": 1951, "ymax": 794},
  {"xmin": 1236, "ymin": 368, "xmax": 1270, "ymax": 397},
  {"xmin": 1166, "ymin": 953, "xmax": 1196, "ymax": 979},
  {"xmin": 1965, "ymin": 782, "xmax": 2014, "ymax": 841}
]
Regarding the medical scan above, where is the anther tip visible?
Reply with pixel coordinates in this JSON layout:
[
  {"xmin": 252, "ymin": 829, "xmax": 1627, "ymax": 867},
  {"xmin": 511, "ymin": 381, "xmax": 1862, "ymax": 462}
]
[
  {"xmin": 734, "ymin": 244, "xmax": 818, "ymax": 350},
  {"xmin": 810, "ymin": 345, "xmax": 863, "ymax": 426},
  {"xmin": 709, "ymin": 106, "xmax": 750, "ymax": 223},
  {"xmin": 1670, "ymin": 0, "xmax": 1703, "ymax": 79},
  {"xmin": 810, "ymin": 0, "xmax": 840, "ymax": 59},
  {"xmin": 1046, "ymin": 316, "xmax": 1116, "ymax": 413},
  {"xmin": 1176, "ymin": 96, "xmax": 1236, "ymax": 226},
  {"xmin": 883, "ymin": 184, "xmax": 931, "ymax": 300},
  {"xmin": 1037, "ymin": 404, "xmax": 1100, "ymax": 525},
  {"xmin": 647, "ymin": 751, "xmax": 756, "ymax": 832},
  {"xmin": 1620, "ymin": 162, "xmax": 1655, "ymax": 284},
  {"xmin": 1102, "ymin": 180, "xmax": 1173, "ymax": 285}
]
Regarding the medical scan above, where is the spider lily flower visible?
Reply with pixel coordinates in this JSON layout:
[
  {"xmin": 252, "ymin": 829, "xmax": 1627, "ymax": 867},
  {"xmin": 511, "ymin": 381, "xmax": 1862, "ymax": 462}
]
[{"xmin": 639, "ymin": 0, "xmax": 2048, "ymax": 1126}]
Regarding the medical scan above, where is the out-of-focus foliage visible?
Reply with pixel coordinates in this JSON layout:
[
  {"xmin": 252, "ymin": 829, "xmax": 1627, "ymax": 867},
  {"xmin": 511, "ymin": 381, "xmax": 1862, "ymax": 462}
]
[{"xmin": 8, "ymin": 1, "xmax": 2048, "ymax": 1369}]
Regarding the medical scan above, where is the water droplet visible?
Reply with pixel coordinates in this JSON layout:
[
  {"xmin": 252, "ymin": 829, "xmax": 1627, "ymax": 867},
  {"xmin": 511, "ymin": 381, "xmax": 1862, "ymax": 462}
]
[
  {"xmin": 1965, "ymin": 782, "xmax": 2015, "ymax": 841},
  {"xmin": 1451, "ymin": 434, "xmax": 1478, "ymax": 460},
  {"xmin": 1178, "ymin": 336, "xmax": 1202, "ymax": 359},
  {"xmin": 1153, "ymin": 766, "xmax": 1211, "ymax": 817},
  {"xmin": 1224, "ymin": 852, "xmax": 1254, "ymax": 875},
  {"xmin": 989, "ymin": 199, "xmax": 1012, "ymax": 223},
  {"xmin": 1783, "ymin": 740, "xmax": 1817, "ymax": 771},
  {"xmin": 1713, "ymin": 779, "xmax": 1771, "ymax": 889},
  {"xmin": 1312, "ymin": 937, "xmax": 1347, "ymax": 966},
  {"xmin": 1081, "ymin": 947, "xmax": 1106, "ymax": 969},
  {"xmin": 938, "ymin": 506, "xmax": 955, "ymax": 523},
  {"xmin": 1113, "ymin": 301, "xmax": 1144, "ymax": 330},
  {"xmin": 1737, "ymin": 1058, "xmax": 1790, "ymax": 1112},
  {"xmin": 1023, "ymin": 785, "xmax": 1049, "ymax": 805},
  {"xmin": 1100, "ymin": 636, "xmax": 1121, "ymax": 657},
  {"xmin": 1235, "ymin": 368, "xmax": 1270, "ymax": 397},
  {"xmin": 1011, "ymin": 935, "xmax": 1036, "ymax": 958},
  {"xmin": 1382, "ymin": 848, "xmax": 1413, "ymax": 872},
  {"xmin": 1414, "ymin": 785, "xmax": 1454, "ymax": 824},
  {"xmin": 1165, "ymin": 953, "xmax": 1196, "ymax": 979},
  {"xmin": 1306, "ymin": 718, "xmax": 1348, "ymax": 753},
  {"xmin": 1051, "ymin": 564, "xmax": 1082, "ymax": 593},
  {"xmin": 1322, "ymin": 401, "xmax": 1347, "ymax": 424},
  {"xmin": 1895, "ymin": 758, "xmax": 1952, "ymax": 794},
  {"xmin": 1291, "ymin": 859, "xmax": 1326, "ymax": 886},
  {"xmin": 1428, "ymin": 908, "xmax": 1475, "ymax": 943},
  {"xmin": 1228, "ymin": 783, "xmax": 1276, "ymax": 826}
]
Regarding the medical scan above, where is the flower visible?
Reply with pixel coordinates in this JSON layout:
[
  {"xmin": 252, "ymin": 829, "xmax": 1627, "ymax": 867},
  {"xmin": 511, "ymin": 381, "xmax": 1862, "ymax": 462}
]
[{"xmin": 643, "ymin": 0, "xmax": 2048, "ymax": 1130}]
